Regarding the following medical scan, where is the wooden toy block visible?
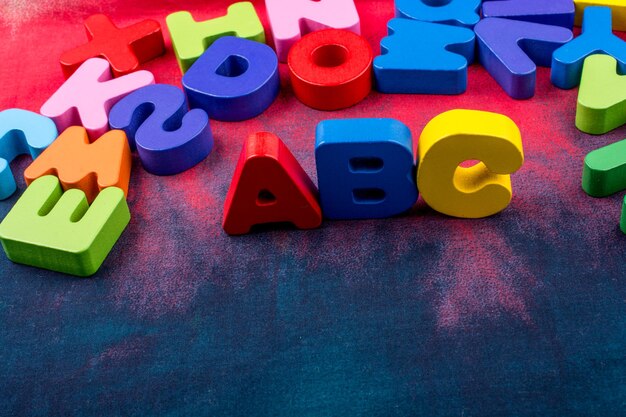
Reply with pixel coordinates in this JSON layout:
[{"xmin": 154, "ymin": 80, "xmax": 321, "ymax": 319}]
[
  {"xmin": 582, "ymin": 138, "xmax": 626, "ymax": 197},
  {"xmin": 374, "ymin": 19, "xmax": 475, "ymax": 95},
  {"xmin": 620, "ymin": 195, "xmax": 626, "ymax": 234},
  {"xmin": 482, "ymin": 0, "xmax": 575, "ymax": 29},
  {"xmin": 0, "ymin": 176, "xmax": 130, "ymax": 277},
  {"xmin": 108, "ymin": 84, "xmax": 213, "ymax": 176},
  {"xmin": 395, "ymin": 0, "xmax": 481, "ymax": 28},
  {"xmin": 166, "ymin": 2, "xmax": 265, "ymax": 73},
  {"xmin": 265, "ymin": 0, "xmax": 360, "ymax": 62},
  {"xmin": 552, "ymin": 6, "xmax": 626, "ymax": 89},
  {"xmin": 0, "ymin": 109, "xmax": 58, "ymax": 200},
  {"xmin": 183, "ymin": 37, "xmax": 279, "ymax": 122},
  {"xmin": 574, "ymin": 1, "xmax": 626, "ymax": 31},
  {"xmin": 576, "ymin": 55, "xmax": 626, "ymax": 135},
  {"xmin": 40, "ymin": 58, "xmax": 154, "ymax": 139},
  {"xmin": 23, "ymin": 127, "xmax": 131, "ymax": 203},
  {"xmin": 475, "ymin": 18, "xmax": 573, "ymax": 99},
  {"xmin": 315, "ymin": 118, "xmax": 417, "ymax": 220},
  {"xmin": 417, "ymin": 109, "xmax": 524, "ymax": 218},
  {"xmin": 222, "ymin": 132, "xmax": 322, "ymax": 235},
  {"xmin": 288, "ymin": 29, "xmax": 372, "ymax": 111},
  {"xmin": 60, "ymin": 14, "xmax": 165, "ymax": 78}
]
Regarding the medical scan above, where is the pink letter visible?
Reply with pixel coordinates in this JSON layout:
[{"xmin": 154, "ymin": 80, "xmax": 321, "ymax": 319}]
[
  {"xmin": 41, "ymin": 58, "xmax": 154, "ymax": 138},
  {"xmin": 265, "ymin": 0, "xmax": 360, "ymax": 62}
]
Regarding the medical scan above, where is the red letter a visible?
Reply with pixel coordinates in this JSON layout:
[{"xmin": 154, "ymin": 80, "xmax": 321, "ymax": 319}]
[{"xmin": 223, "ymin": 132, "xmax": 322, "ymax": 235}]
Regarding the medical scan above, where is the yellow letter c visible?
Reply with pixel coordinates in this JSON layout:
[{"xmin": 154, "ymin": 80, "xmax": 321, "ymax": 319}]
[{"xmin": 417, "ymin": 109, "xmax": 524, "ymax": 218}]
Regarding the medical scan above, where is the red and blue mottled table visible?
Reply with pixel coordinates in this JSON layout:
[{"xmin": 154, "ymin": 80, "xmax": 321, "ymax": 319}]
[{"xmin": 1, "ymin": 1, "xmax": 625, "ymax": 415}]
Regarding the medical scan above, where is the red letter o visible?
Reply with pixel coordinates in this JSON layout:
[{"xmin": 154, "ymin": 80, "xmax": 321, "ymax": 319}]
[{"xmin": 288, "ymin": 29, "xmax": 373, "ymax": 111}]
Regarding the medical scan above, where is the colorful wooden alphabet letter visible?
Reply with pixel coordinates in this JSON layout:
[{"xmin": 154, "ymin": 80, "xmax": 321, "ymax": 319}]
[
  {"xmin": 582, "ymin": 138, "xmax": 626, "ymax": 197},
  {"xmin": 574, "ymin": 0, "xmax": 626, "ymax": 31},
  {"xmin": 395, "ymin": 0, "xmax": 481, "ymax": 28},
  {"xmin": 315, "ymin": 118, "xmax": 417, "ymax": 220},
  {"xmin": 621, "ymin": 196, "xmax": 626, "ymax": 234},
  {"xmin": 482, "ymin": 0, "xmax": 575, "ymax": 29},
  {"xmin": 552, "ymin": 6, "xmax": 626, "ymax": 89},
  {"xmin": 41, "ymin": 58, "xmax": 154, "ymax": 139},
  {"xmin": 576, "ymin": 54, "xmax": 626, "ymax": 135},
  {"xmin": 288, "ymin": 29, "xmax": 372, "ymax": 111},
  {"xmin": 0, "ymin": 109, "xmax": 58, "ymax": 200},
  {"xmin": 265, "ymin": 0, "xmax": 360, "ymax": 62},
  {"xmin": 60, "ymin": 14, "xmax": 165, "ymax": 78},
  {"xmin": 417, "ymin": 110, "xmax": 524, "ymax": 218},
  {"xmin": 166, "ymin": 2, "xmax": 265, "ymax": 73},
  {"xmin": 222, "ymin": 132, "xmax": 322, "ymax": 235},
  {"xmin": 108, "ymin": 84, "xmax": 213, "ymax": 176},
  {"xmin": 0, "ymin": 176, "xmax": 130, "ymax": 276},
  {"xmin": 374, "ymin": 18, "xmax": 475, "ymax": 94},
  {"xmin": 24, "ymin": 127, "xmax": 131, "ymax": 203},
  {"xmin": 475, "ymin": 18, "xmax": 573, "ymax": 99},
  {"xmin": 183, "ymin": 37, "xmax": 280, "ymax": 122}
]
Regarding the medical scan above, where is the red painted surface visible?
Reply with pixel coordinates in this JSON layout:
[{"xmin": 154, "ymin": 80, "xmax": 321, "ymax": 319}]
[
  {"xmin": 60, "ymin": 14, "xmax": 165, "ymax": 78},
  {"xmin": 223, "ymin": 132, "xmax": 322, "ymax": 235},
  {"xmin": 288, "ymin": 29, "xmax": 373, "ymax": 110}
]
